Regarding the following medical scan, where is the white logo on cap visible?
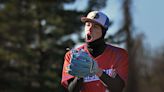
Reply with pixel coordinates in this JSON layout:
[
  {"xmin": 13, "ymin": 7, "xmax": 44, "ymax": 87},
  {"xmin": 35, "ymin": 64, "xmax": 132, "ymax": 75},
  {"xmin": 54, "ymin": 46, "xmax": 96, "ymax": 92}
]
[{"xmin": 90, "ymin": 12, "xmax": 99, "ymax": 19}]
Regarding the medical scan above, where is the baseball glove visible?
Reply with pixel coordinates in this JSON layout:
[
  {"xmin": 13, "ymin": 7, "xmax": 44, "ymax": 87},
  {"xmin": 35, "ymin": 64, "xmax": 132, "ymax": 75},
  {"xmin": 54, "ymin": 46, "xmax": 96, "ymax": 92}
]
[{"xmin": 66, "ymin": 49, "xmax": 99, "ymax": 78}]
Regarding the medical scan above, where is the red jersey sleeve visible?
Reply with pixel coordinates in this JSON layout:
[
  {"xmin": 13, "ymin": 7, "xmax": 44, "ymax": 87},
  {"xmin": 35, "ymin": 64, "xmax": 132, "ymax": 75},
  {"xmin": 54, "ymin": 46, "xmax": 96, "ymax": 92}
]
[
  {"xmin": 61, "ymin": 51, "xmax": 75, "ymax": 88},
  {"xmin": 116, "ymin": 49, "xmax": 129, "ymax": 85}
]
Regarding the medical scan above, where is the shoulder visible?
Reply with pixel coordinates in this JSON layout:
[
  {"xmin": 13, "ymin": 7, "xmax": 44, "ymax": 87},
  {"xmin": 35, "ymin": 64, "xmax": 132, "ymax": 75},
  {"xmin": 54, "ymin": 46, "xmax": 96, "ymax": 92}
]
[
  {"xmin": 106, "ymin": 44, "xmax": 128, "ymax": 57},
  {"xmin": 75, "ymin": 43, "xmax": 86, "ymax": 50}
]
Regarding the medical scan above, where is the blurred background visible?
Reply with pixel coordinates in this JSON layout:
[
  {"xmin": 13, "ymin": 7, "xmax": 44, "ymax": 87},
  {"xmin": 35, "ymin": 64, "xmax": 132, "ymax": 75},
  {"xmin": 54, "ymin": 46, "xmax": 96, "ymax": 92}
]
[{"xmin": 0, "ymin": 0, "xmax": 163, "ymax": 92}]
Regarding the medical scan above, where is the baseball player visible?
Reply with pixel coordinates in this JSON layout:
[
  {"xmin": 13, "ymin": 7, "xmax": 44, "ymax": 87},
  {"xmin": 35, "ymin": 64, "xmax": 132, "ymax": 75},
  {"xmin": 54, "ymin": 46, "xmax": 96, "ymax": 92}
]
[{"xmin": 61, "ymin": 11, "xmax": 128, "ymax": 92}]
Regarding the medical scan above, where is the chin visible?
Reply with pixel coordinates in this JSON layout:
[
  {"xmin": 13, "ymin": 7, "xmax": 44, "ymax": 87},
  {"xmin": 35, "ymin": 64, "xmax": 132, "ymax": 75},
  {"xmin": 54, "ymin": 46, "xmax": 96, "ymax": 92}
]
[{"xmin": 85, "ymin": 38, "xmax": 95, "ymax": 42}]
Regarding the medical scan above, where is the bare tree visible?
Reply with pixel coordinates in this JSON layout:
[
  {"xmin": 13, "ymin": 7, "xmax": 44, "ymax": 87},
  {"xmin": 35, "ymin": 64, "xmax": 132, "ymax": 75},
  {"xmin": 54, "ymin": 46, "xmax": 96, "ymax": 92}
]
[{"xmin": 106, "ymin": 0, "xmax": 139, "ymax": 91}]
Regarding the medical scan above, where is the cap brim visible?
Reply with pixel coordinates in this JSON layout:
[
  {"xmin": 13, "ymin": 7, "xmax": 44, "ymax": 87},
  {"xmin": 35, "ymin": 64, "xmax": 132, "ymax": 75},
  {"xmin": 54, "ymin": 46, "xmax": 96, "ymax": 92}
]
[{"xmin": 81, "ymin": 17, "xmax": 106, "ymax": 29}]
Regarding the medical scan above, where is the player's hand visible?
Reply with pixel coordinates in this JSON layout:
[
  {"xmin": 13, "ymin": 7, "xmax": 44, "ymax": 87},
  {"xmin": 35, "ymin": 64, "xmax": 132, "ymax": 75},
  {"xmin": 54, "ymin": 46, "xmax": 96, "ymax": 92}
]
[{"xmin": 66, "ymin": 49, "xmax": 99, "ymax": 78}]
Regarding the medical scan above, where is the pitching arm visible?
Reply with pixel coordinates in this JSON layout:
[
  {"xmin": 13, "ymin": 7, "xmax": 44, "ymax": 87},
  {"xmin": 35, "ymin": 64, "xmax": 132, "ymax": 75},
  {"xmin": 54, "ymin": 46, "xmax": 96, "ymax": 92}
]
[{"xmin": 98, "ymin": 70, "xmax": 125, "ymax": 92}]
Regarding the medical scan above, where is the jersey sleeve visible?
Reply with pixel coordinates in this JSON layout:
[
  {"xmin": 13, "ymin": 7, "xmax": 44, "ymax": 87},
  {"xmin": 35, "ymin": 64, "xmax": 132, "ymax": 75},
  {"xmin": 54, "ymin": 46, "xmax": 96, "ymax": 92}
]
[
  {"xmin": 61, "ymin": 51, "xmax": 75, "ymax": 88},
  {"xmin": 116, "ymin": 49, "xmax": 129, "ymax": 85}
]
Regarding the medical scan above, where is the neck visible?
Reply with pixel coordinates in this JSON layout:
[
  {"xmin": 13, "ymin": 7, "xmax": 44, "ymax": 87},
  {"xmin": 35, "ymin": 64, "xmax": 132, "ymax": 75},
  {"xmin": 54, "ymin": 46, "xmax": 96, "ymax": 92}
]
[{"xmin": 86, "ymin": 37, "xmax": 106, "ymax": 57}]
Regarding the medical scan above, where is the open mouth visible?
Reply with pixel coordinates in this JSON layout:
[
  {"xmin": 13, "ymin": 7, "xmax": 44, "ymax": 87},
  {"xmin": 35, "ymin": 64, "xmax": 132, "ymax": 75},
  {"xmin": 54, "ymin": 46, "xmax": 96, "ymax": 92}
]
[
  {"xmin": 86, "ymin": 34, "xmax": 93, "ymax": 42},
  {"xmin": 87, "ymin": 34, "xmax": 91, "ymax": 40}
]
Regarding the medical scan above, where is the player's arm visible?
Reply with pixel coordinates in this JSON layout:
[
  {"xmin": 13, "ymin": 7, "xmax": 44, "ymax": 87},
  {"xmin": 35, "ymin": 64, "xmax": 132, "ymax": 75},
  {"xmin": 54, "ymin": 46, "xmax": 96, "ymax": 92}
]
[
  {"xmin": 96, "ymin": 49, "xmax": 128, "ymax": 92},
  {"xmin": 67, "ymin": 77, "xmax": 83, "ymax": 92},
  {"xmin": 97, "ymin": 70, "xmax": 125, "ymax": 92}
]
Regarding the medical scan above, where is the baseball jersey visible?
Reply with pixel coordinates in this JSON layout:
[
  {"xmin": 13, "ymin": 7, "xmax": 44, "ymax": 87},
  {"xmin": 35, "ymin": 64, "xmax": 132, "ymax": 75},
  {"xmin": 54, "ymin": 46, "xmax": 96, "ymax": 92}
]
[{"xmin": 61, "ymin": 44, "xmax": 128, "ymax": 92}]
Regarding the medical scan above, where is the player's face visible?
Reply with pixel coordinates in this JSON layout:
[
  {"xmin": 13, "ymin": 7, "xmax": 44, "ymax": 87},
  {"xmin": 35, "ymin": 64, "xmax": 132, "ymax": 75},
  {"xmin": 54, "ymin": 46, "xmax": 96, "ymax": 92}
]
[{"xmin": 84, "ymin": 22, "xmax": 102, "ymax": 42}]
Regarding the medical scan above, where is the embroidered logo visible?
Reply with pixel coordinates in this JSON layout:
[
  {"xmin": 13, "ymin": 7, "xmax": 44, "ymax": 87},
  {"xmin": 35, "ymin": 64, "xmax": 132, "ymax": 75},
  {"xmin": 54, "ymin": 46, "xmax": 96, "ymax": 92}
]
[
  {"xmin": 90, "ymin": 12, "xmax": 99, "ymax": 19},
  {"xmin": 84, "ymin": 68, "xmax": 117, "ymax": 82}
]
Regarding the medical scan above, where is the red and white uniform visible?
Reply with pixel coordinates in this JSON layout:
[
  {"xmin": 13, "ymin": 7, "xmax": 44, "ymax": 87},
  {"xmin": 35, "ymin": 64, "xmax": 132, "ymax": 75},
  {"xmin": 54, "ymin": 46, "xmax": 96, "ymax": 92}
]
[{"xmin": 61, "ymin": 44, "xmax": 128, "ymax": 92}]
